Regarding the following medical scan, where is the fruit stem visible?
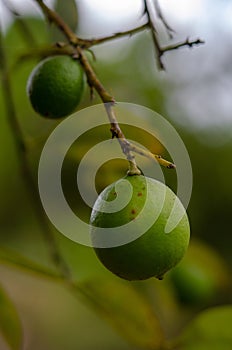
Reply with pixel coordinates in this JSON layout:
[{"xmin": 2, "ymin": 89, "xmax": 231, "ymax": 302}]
[
  {"xmin": 127, "ymin": 161, "xmax": 142, "ymax": 175},
  {"xmin": 104, "ymin": 102, "xmax": 141, "ymax": 175}
]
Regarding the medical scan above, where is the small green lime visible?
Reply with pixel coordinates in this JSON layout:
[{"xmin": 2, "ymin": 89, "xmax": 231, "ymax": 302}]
[
  {"xmin": 170, "ymin": 264, "xmax": 216, "ymax": 304},
  {"xmin": 27, "ymin": 55, "xmax": 84, "ymax": 118},
  {"xmin": 90, "ymin": 175, "xmax": 190, "ymax": 280},
  {"xmin": 169, "ymin": 240, "xmax": 230, "ymax": 305}
]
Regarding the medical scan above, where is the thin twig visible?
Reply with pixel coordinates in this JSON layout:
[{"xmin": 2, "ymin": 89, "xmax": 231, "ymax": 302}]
[
  {"xmin": 34, "ymin": 0, "xmax": 78, "ymax": 44},
  {"xmin": 144, "ymin": 0, "xmax": 165, "ymax": 69},
  {"xmin": 0, "ymin": 28, "xmax": 72, "ymax": 282},
  {"xmin": 33, "ymin": 0, "xmax": 203, "ymax": 73},
  {"xmin": 144, "ymin": 0, "xmax": 204, "ymax": 69},
  {"xmin": 128, "ymin": 143, "xmax": 175, "ymax": 169},
  {"xmin": 154, "ymin": 0, "xmax": 174, "ymax": 38},
  {"xmin": 35, "ymin": 0, "xmax": 149, "ymax": 49},
  {"xmin": 162, "ymin": 38, "xmax": 205, "ymax": 53},
  {"xmin": 82, "ymin": 23, "xmax": 149, "ymax": 49}
]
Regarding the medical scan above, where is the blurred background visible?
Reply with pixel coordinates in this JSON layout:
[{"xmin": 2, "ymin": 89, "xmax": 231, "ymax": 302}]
[{"xmin": 0, "ymin": 1, "xmax": 232, "ymax": 349}]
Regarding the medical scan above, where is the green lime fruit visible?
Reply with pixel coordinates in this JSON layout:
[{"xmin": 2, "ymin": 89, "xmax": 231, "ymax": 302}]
[
  {"xmin": 170, "ymin": 264, "xmax": 216, "ymax": 304},
  {"xmin": 90, "ymin": 175, "xmax": 190, "ymax": 280},
  {"xmin": 169, "ymin": 240, "xmax": 230, "ymax": 305},
  {"xmin": 27, "ymin": 55, "xmax": 84, "ymax": 118}
]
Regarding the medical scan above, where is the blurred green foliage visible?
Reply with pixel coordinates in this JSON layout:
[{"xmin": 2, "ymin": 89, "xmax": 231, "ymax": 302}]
[
  {"xmin": 0, "ymin": 284, "xmax": 22, "ymax": 350},
  {"xmin": 179, "ymin": 305, "xmax": 232, "ymax": 350},
  {"xmin": 169, "ymin": 239, "xmax": 230, "ymax": 305},
  {"xmin": 0, "ymin": 2, "xmax": 232, "ymax": 350}
]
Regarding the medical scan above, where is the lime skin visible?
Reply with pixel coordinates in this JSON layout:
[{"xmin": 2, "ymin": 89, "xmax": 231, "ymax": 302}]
[
  {"xmin": 90, "ymin": 175, "xmax": 190, "ymax": 281},
  {"xmin": 27, "ymin": 55, "xmax": 84, "ymax": 118}
]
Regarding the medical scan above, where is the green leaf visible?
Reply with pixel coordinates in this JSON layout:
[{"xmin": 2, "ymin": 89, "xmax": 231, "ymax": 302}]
[
  {"xmin": 4, "ymin": 17, "xmax": 50, "ymax": 65},
  {"xmin": 0, "ymin": 284, "xmax": 22, "ymax": 350},
  {"xmin": 0, "ymin": 246, "xmax": 60, "ymax": 280},
  {"xmin": 78, "ymin": 278, "xmax": 165, "ymax": 350},
  {"xmin": 51, "ymin": 0, "xmax": 78, "ymax": 42},
  {"xmin": 178, "ymin": 305, "xmax": 232, "ymax": 350}
]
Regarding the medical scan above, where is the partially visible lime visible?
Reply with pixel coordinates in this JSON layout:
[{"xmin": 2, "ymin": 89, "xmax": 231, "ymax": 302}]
[
  {"xmin": 27, "ymin": 55, "xmax": 84, "ymax": 118},
  {"xmin": 169, "ymin": 239, "xmax": 230, "ymax": 305},
  {"xmin": 170, "ymin": 263, "xmax": 215, "ymax": 304},
  {"xmin": 90, "ymin": 175, "xmax": 190, "ymax": 281}
]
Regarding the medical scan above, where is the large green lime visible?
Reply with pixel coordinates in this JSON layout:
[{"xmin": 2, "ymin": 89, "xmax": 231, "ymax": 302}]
[
  {"xmin": 90, "ymin": 175, "xmax": 190, "ymax": 280},
  {"xmin": 27, "ymin": 55, "xmax": 84, "ymax": 118}
]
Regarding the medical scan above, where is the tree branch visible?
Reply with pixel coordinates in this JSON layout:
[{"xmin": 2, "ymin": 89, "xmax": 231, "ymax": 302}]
[
  {"xmin": 144, "ymin": 0, "xmax": 204, "ymax": 69},
  {"xmin": 33, "ymin": 0, "xmax": 175, "ymax": 172},
  {"xmin": 76, "ymin": 47, "xmax": 115, "ymax": 103},
  {"xmin": 162, "ymin": 37, "xmax": 205, "ymax": 53},
  {"xmin": 153, "ymin": 0, "xmax": 174, "ymax": 38},
  {"xmin": 33, "ymin": 0, "xmax": 204, "ymax": 72},
  {"xmin": 144, "ymin": 0, "xmax": 165, "ymax": 69},
  {"xmin": 34, "ymin": 0, "xmax": 78, "ymax": 45},
  {"xmin": 82, "ymin": 23, "xmax": 149, "ymax": 49}
]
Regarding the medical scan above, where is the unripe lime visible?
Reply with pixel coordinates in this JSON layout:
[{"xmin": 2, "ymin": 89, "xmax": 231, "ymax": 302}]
[
  {"xmin": 170, "ymin": 264, "xmax": 215, "ymax": 304},
  {"xmin": 27, "ymin": 55, "xmax": 84, "ymax": 118},
  {"xmin": 90, "ymin": 175, "xmax": 190, "ymax": 280},
  {"xmin": 169, "ymin": 240, "xmax": 230, "ymax": 305}
]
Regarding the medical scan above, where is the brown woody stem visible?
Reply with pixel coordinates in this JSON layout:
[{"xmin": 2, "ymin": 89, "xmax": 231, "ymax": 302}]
[
  {"xmin": 105, "ymin": 103, "xmax": 141, "ymax": 175},
  {"xmin": 35, "ymin": 0, "xmax": 78, "ymax": 45},
  {"xmin": 82, "ymin": 23, "xmax": 149, "ymax": 49}
]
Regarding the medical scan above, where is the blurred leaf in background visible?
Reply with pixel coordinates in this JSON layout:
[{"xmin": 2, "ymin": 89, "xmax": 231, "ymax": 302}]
[
  {"xmin": 178, "ymin": 305, "xmax": 232, "ymax": 350},
  {"xmin": 78, "ymin": 278, "xmax": 165, "ymax": 350},
  {"xmin": 50, "ymin": 0, "xmax": 78, "ymax": 42},
  {"xmin": 0, "ymin": 284, "xmax": 22, "ymax": 350},
  {"xmin": 169, "ymin": 239, "xmax": 231, "ymax": 306}
]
